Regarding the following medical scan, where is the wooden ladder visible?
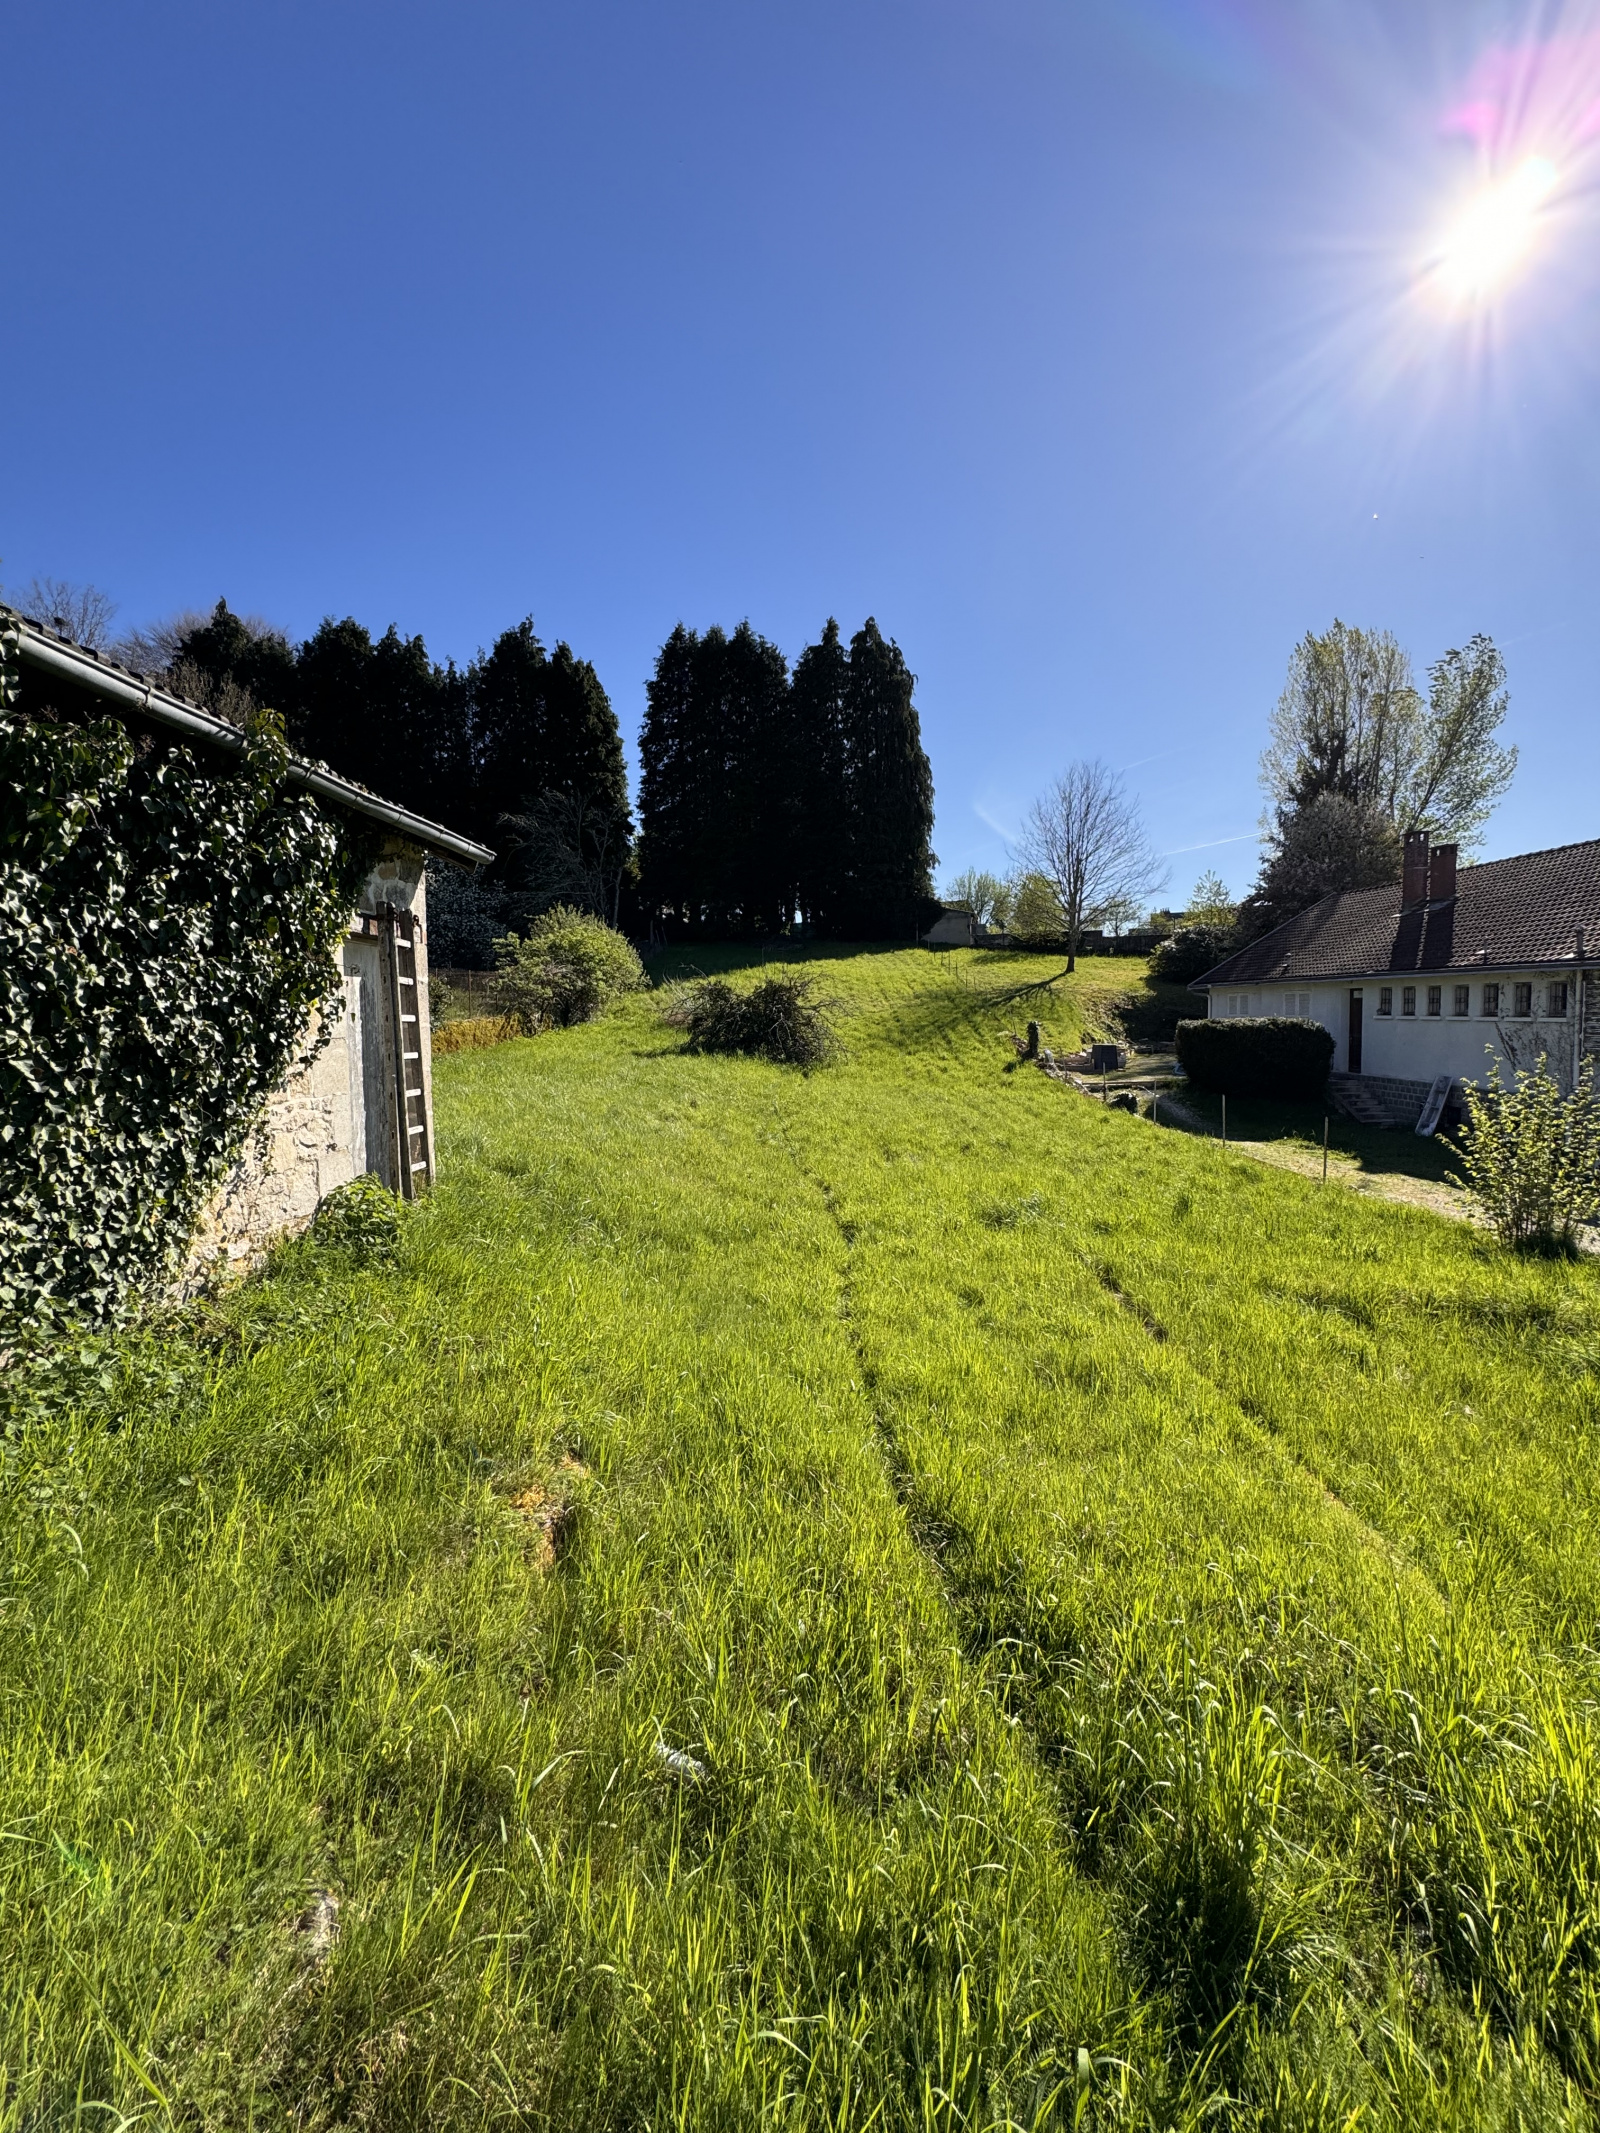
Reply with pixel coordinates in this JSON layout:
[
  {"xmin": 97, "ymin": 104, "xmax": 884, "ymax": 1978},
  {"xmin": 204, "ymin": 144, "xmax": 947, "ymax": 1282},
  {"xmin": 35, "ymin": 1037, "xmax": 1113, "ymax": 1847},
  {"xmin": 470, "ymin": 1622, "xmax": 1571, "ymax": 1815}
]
[{"xmin": 384, "ymin": 902, "xmax": 432, "ymax": 1197}]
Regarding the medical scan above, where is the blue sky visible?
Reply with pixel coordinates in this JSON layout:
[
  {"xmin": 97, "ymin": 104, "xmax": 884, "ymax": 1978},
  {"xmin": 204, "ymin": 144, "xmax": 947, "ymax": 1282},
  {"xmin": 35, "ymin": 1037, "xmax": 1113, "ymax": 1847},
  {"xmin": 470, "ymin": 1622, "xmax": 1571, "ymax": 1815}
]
[{"xmin": 4, "ymin": 0, "xmax": 1597, "ymax": 904}]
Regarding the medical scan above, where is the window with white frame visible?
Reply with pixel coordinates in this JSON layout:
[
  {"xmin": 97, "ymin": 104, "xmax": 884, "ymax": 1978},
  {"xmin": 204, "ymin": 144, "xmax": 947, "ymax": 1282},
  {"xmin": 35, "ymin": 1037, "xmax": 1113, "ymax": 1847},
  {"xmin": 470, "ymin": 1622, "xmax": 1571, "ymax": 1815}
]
[
  {"xmin": 1548, "ymin": 981, "xmax": 1569, "ymax": 1017},
  {"xmin": 1482, "ymin": 983, "xmax": 1500, "ymax": 1015},
  {"xmin": 1453, "ymin": 985, "xmax": 1469, "ymax": 1016},
  {"xmin": 1402, "ymin": 985, "xmax": 1416, "ymax": 1016},
  {"xmin": 1427, "ymin": 985, "xmax": 1442, "ymax": 1016},
  {"xmin": 1377, "ymin": 986, "xmax": 1393, "ymax": 1015},
  {"xmin": 1283, "ymin": 990, "xmax": 1310, "ymax": 1015},
  {"xmin": 1514, "ymin": 982, "xmax": 1533, "ymax": 1017}
]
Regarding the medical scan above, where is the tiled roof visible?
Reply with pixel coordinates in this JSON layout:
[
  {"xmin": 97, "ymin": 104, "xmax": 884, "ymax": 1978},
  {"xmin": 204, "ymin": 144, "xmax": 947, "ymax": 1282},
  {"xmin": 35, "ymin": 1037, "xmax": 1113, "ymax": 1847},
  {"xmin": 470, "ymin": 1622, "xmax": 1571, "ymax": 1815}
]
[
  {"xmin": 3, "ymin": 603, "xmax": 494, "ymax": 866},
  {"xmin": 1197, "ymin": 839, "xmax": 1600, "ymax": 988}
]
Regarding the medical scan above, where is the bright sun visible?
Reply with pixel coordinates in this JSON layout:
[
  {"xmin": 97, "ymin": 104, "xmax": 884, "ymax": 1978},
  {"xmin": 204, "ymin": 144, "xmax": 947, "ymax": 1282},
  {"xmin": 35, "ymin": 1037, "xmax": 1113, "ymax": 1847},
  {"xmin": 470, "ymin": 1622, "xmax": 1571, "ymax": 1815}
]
[{"xmin": 1431, "ymin": 155, "xmax": 1559, "ymax": 302}]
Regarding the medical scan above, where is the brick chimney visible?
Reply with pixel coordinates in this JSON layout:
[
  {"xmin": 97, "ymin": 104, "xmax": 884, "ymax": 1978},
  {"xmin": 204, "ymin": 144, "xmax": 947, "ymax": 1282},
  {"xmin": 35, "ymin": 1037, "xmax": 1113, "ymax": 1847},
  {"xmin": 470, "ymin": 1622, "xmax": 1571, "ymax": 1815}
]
[
  {"xmin": 1401, "ymin": 827, "xmax": 1430, "ymax": 911},
  {"xmin": 1427, "ymin": 841, "xmax": 1457, "ymax": 903}
]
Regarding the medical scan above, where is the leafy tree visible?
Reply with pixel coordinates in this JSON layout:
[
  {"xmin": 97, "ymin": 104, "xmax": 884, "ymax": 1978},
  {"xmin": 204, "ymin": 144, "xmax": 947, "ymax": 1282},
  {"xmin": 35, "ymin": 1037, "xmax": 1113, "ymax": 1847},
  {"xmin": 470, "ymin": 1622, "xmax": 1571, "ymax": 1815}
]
[
  {"xmin": 1010, "ymin": 870, "xmax": 1065, "ymax": 946},
  {"xmin": 943, "ymin": 868, "xmax": 1010, "ymax": 929},
  {"xmin": 1184, "ymin": 869, "xmax": 1236, "ymax": 927},
  {"xmin": 1015, "ymin": 760, "xmax": 1166, "ymax": 972},
  {"xmin": 641, "ymin": 615, "xmax": 937, "ymax": 941},
  {"xmin": 1240, "ymin": 793, "xmax": 1401, "ymax": 939},
  {"xmin": 164, "ymin": 603, "xmax": 630, "ymax": 911},
  {"xmin": 1149, "ymin": 925, "xmax": 1239, "ymax": 984},
  {"xmin": 1262, "ymin": 621, "xmax": 1514, "ymax": 850}
]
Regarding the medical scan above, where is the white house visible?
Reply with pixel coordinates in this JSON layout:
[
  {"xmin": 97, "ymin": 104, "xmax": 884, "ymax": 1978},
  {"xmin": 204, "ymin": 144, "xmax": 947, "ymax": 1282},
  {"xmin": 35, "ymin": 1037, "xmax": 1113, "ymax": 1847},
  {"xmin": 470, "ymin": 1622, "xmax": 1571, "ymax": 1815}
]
[{"xmin": 1195, "ymin": 830, "xmax": 1600, "ymax": 1123}]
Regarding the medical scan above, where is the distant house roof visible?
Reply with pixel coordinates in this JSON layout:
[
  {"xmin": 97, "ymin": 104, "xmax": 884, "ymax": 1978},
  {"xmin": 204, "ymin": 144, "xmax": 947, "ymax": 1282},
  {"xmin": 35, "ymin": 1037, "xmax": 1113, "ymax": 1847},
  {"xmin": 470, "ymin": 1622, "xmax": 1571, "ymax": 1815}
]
[
  {"xmin": 1196, "ymin": 838, "xmax": 1600, "ymax": 990},
  {"xmin": 3, "ymin": 604, "xmax": 495, "ymax": 870}
]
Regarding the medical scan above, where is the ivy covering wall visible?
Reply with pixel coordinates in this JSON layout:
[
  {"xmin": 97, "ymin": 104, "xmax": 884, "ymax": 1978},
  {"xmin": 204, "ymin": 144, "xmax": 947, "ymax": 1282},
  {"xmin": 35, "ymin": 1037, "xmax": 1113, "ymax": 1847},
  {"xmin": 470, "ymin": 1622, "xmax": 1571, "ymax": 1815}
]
[{"xmin": 0, "ymin": 622, "xmax": 377, "ymax": 1326}]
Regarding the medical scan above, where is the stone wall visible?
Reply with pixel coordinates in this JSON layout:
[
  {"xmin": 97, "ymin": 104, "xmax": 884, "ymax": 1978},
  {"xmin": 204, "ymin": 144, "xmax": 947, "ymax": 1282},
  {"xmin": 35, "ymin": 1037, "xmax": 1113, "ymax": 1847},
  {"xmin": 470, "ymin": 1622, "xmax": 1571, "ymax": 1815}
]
[
  {"xmin": 178, "ymin": 1000, "xmax": 360, "ymax": 1293},
  {"xmin": 176, "ymin": 840, "xmax": 435, "ymax": 1294}
]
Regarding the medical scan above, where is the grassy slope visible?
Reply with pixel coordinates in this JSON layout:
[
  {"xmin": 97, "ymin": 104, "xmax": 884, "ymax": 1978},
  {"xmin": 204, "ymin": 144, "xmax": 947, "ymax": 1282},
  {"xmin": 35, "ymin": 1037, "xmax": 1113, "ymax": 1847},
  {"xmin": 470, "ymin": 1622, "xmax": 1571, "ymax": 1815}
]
[{"xmin": 4, "ymin": 948, "xmax": 1600, "ymax": 2129}]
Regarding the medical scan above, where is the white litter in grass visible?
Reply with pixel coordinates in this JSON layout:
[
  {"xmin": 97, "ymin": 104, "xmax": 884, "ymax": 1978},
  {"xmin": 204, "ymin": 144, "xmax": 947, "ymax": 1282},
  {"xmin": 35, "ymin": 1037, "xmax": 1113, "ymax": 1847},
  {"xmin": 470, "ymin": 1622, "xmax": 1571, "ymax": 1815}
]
[
  {"xmin": 297, "ymin": 1888, "xmax": 341, "ymax": 1959},
  {"xmin": 653, "ymin": 1740, "xmax": 707, "ymax": 1781}
]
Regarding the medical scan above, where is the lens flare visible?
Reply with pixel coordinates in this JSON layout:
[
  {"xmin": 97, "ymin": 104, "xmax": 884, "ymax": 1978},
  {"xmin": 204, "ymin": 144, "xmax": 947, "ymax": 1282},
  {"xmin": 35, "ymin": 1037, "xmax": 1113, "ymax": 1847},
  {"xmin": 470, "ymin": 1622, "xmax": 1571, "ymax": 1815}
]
[{"xmin": 1428, "ymin": 155, "xmax": 1559, "ymax": 302}]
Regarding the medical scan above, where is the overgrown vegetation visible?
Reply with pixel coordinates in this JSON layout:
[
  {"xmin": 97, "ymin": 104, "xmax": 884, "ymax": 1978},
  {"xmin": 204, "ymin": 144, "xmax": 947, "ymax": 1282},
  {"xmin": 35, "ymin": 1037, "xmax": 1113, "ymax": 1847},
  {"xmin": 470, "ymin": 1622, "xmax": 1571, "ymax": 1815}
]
[
  {"xmin": 666, "ymin": 969, "xmax": 837, "ymax": 1065},
  {"xmin": 489, "ymin": 905, "xmax": 644, "ymax": 1030},
  {"xmin": 1452, "ymin": 1052, "xmax": 1600, "ymax": 1250},
  {"xmin": 7, "ymin": 944, "xmax": 1600, "ymax": 2127},
  {"xmin": 0, "ymin": 638, "xmax": 373, "ymax": 1326},
  {"xmin": 1175, "ymin": 1013, "xmax": 1335, "ymax": 1097},
  {"xmin": 1148, "ymin": 920, "xmax": 1236, "ymax": 984},
  {"xmin": 431, "ymin": 1013, "xmax": 517, "ymax": 1055}
]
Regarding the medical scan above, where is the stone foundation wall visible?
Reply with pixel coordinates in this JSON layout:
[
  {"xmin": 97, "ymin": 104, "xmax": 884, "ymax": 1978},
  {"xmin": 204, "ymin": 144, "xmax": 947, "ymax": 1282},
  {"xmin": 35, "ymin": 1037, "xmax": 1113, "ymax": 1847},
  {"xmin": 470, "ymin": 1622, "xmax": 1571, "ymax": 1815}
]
[{"xmin": 178, "ymin": 1005, "xmax": 359, "ymax": 1294}]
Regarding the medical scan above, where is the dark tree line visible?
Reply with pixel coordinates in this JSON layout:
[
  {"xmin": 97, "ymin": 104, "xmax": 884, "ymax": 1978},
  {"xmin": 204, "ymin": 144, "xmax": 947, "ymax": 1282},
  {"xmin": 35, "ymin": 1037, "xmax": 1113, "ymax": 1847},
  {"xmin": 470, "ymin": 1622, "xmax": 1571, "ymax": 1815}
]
[
  {"xmin": 164, "ymin": 599, "xmax": 936, "ymax": 946},
  {"xmin": 168, "ymin": 602, "xmax": 631, "ymax": 916},
  {"xmin": 638, "ymin": 616, "xmax": 936, "ymax": 939}
]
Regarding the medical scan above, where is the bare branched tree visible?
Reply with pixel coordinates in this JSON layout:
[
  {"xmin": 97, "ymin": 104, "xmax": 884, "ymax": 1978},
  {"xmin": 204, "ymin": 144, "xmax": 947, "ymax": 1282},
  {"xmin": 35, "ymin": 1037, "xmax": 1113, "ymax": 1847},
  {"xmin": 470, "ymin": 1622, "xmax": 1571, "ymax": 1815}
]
[
  {"xmin": 501, "ymin": 789, "xmax": 634, "ymax": 927},
  {"xmin": 10, "ymin": 576, "xmax": 118, "ymax": 649},
  {"xmin": 111, "ymin": 611, "xmax": 210, "ymax": 679},
  {"xmin": 942, "ymin": 867, "xmax": 1011, "ymax": 929},
  {"xmin": 1015, "ymin": 760, "xmax": 1167, "ymax": 972}
]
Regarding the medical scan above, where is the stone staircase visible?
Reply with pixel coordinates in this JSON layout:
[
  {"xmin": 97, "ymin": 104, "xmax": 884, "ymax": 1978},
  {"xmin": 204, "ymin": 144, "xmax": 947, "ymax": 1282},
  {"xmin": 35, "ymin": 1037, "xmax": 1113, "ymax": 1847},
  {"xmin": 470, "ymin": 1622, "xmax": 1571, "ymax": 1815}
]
[{"xmin": 1327, "ymin": 1073, "xmax": 1427, "ymax": 1129}]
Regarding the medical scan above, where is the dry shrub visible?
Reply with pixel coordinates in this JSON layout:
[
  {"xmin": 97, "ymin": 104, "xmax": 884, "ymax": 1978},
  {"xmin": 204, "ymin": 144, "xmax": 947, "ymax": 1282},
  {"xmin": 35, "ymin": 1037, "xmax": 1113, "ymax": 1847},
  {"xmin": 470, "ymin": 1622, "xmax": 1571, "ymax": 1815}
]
[
  {"xmin": 665, "ymin": 972, "xmax": 837, "ymax": 1067},
  {"xmin": 433, "ymin": 1015, "xmax": 517, "ymax": 1055}
]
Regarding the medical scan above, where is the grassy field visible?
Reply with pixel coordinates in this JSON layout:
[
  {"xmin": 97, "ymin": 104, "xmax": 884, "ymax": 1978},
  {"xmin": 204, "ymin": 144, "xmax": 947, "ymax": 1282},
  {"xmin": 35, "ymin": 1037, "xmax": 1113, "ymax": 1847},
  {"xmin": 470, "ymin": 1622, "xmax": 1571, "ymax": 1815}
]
[{"xmin": 5, "ymin": 946, "xmax": 1600, "ymax": 2129}]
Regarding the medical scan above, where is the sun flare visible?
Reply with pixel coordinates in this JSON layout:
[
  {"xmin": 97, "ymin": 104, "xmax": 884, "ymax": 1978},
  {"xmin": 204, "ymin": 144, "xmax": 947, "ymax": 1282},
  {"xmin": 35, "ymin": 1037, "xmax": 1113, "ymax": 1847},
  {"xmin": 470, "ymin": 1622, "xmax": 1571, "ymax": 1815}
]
[{"xmin": 1429, "ymin": 155, "xmax": 1559, "ymax": 302}]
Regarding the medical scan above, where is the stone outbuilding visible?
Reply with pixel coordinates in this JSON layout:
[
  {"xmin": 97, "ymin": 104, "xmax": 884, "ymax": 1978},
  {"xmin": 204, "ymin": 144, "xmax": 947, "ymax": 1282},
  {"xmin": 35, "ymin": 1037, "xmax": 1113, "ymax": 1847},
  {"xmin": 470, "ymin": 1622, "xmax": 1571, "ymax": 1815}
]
[{"xmin": 9, "ymin": 613, "xmax": 494, "ymax": 1283}]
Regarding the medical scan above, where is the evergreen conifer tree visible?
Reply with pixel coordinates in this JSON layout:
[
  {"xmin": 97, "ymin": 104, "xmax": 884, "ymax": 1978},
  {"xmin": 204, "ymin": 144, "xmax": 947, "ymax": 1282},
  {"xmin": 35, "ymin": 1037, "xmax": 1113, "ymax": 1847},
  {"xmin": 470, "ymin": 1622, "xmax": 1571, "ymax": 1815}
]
[
  {"xmin": 789, "ymin": 619, "xmax": 851, "ymax": 933},
  {"xmin": 837, "ymin": 618, "xmax": 935, "ymax": 937},
  {"xmin": 638, "ymin": 622, "xmax": 791, "ymax": 935}
]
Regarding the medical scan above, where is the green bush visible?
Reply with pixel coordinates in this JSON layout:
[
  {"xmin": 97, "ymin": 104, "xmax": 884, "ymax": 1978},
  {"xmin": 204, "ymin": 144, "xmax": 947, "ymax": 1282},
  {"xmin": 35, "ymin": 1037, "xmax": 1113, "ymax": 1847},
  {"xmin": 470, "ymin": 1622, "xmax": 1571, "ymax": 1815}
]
[
  {"xmin": 307, "ymin": 1175, "xmax": 407, "ymax": 1259},
  {"xmin": 489, "ymin": 906, "xmax": 644, "ymax": 1031},
  {"xmin": 1149, "ymin": 924, "xmax": 1237, "ymax": 985},
  {"xmin": 1451, "ymin": 1054, "xmax": 1600, "ymax": 1251},
  {"xmin": 667, "ymin": 972, "xmax": 836, "ymax": 1067},
  {"xmin": 1174, "ymin": 1017, "xmax": 1334, "ymax": 1098}
]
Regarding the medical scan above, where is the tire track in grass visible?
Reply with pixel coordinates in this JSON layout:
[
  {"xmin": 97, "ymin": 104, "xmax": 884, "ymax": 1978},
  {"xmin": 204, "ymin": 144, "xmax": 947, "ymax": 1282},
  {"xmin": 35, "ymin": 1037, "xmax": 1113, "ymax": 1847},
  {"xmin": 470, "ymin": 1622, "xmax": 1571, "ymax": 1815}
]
[
  {"xmin": 1079, "ymin": 1252, "xmax": 1436, "ymax": 1596},
  {"xmin": 776, "ymin": 1112, "xmax": 1508, "ymax": 2110}
]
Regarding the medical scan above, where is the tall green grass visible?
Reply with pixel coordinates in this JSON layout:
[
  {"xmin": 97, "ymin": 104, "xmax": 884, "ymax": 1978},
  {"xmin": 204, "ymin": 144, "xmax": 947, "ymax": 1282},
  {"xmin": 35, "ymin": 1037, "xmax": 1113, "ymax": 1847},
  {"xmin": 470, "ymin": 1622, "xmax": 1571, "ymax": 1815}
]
[{"xmin": 2, "ymin": 947, "xmax": 1598, "ymax": 2128}]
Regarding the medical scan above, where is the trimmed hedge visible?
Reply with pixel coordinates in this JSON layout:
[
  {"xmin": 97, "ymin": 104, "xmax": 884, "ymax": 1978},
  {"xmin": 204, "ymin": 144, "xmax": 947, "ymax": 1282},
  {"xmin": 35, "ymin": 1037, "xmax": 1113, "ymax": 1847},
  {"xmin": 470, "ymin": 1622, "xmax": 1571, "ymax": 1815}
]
[{"xmin": 1175, "ymin": 1017, "xmax": 1334, "ymax": 1098}]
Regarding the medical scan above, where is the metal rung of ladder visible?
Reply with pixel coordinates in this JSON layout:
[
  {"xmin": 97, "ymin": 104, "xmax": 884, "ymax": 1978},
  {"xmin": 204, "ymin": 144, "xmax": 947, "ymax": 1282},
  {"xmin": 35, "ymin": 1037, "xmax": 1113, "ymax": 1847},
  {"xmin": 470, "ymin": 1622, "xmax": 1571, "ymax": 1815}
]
[{"xmin": 383, "ymin": 901, "xmax": 433, "ymax": 1198}]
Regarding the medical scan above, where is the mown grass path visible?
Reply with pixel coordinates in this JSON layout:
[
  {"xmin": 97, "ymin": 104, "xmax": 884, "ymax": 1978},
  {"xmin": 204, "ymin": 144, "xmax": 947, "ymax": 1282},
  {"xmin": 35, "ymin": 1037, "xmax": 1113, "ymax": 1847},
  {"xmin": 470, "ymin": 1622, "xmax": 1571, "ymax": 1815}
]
[{"xmin": 4, "ymin": 948, "xmax": 1600, "ymax": 2130}]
